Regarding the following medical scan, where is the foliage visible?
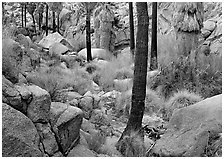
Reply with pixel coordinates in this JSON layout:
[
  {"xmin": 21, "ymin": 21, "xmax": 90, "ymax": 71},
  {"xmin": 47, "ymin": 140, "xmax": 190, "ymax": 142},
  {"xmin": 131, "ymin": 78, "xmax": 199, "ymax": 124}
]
[
  {"xmin": 164, "ymin": 89, "xmax": 203, "ymax": 121},
  {"xmin": 173, "ymin": 2, "xmax": 204, "ymax": 33},
  {"xmin": 148, "ymin": 51, "xmax": 222, "ymax": 99},
  {"xmin": 116, "ymin": 88, "xmax": 165, "ymax": 117},
  {"xmin": 85, "ymin": 131, "xmax": 106, "ymax": 154},
  {"xmin": 91, "ymin": 52, "xmax": 133, "ymax": 91},
  {"xmin": 26, "ymin": 66, "xmax": 92, "ymax": 99}
]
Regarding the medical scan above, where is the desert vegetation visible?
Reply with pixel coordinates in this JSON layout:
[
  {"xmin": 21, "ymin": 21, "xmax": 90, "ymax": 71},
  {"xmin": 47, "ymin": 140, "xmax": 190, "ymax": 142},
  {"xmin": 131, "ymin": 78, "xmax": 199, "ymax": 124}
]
[{"xmin": 2, "ymin": 2, "xmax": 222, "ymax": 157}]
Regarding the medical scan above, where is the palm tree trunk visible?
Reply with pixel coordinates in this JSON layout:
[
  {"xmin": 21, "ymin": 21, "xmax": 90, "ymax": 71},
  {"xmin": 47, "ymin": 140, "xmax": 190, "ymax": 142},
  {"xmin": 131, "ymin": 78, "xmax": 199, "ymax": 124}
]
[
  {"xmin": 24, "ymin": 4, "xmax": 27, "ymax": 27},
  {"xmin": 57, "ymin": 12, "xmax": 60, "ymax": 33},
  {"xmin": 52, "ymin": 11, "xmax": 56, "ymax": 32},
  {"xmin": 38, "ymin": 12, "xmax": 42, "ymax": 31},
  {"xmin": 31, "ymin": 14, "xmax": 36, "ymax": 33},
  {"xmin": 45, "ymin": 4, "xmax": 48, "ymax": 36},
  {"xmin": 150, "ymin": 2, "xmax": 158, "ymax": 70},
  {"xmin": 86, "ymin": 4, "xmax": 92, "ymax": 62},
  {"xmin": 21, "ymin": 5, "xmax": 24, "ymax": 27},
  {"xmin": 116, "ymin": 2, "xmax": 149, "ymax": 156},
  {"xmin": 129, "ymin": 2, "xmax": 135, "ymax": 55}
]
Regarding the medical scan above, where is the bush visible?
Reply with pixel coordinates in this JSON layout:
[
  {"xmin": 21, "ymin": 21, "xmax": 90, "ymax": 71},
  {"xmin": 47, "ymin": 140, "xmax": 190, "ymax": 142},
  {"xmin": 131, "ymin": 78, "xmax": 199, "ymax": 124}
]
[
  {"xmin": 114, "ymin": 67, "xmax": 133, "ymax": 80},
  {"xmin": 164, "ymin": 90, "xmax": 203, "ymax": 121},
  {"xmin": 116, "ymin": 88, "xmax": 164, "ymax": 117},
  {"xmin": 91, "ymin": 52, "xmax": 133, "ymax": 91},
  {"xmin": 148, "ymin": 54, "xmax": 222, "ymax": 99},
  {"xmin": 85, "ymin": 131, "xmax": 106, "ymax": 154},
  {"xmin": 27, "ymin": 66, "xmax": 92, "ymax": 99}
]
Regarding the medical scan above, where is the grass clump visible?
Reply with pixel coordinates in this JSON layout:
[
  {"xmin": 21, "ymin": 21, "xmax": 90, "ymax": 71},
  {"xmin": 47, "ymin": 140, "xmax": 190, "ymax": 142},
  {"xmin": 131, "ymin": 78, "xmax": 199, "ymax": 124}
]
[
  {"xmin": 85, "ymin": 131, "xmax": 106, "ymax": 154},
  {"xmin": 148, "ymin": 54, "xmax": 222, "ymax": 99},
  {"xmin": 164, "ymin": 89, "xmax": 203, "ymax": 121},
  {"xmin": 116, "ymin": 88, "xmax": 164, "ymax": 117},
  {"xmin": 149, "ymin": 32, "xmax": 222, "ymax": 99},
  {"xmin": 91, "ymin": 51, "xmax": 133, "ymax": 91},
  {"xmin": 27, "ymin": 66, "xmax": 92, "ymax": 99}
]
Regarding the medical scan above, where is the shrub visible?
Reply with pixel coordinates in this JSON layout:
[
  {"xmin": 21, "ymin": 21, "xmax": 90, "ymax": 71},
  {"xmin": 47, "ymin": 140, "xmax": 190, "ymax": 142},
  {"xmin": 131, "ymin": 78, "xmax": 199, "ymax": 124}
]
[
  {"xmin": 164, "ymin": 89, "xmax": 203, "ymax": 121},
  {"xmin": 85, "ymin": 131, "xmax": 106, "ymax": 154},
  {"xmin": 148, "ymin": 54, "xmax": 222, "ymax": 99},
  {"xmin": 91, "ymin": 52, "xmax": 133, "ymax": 91},
  {"xmin": 26, "ymin": 66, "xmax": 92, "ymax": 98},
  {"xmin": 99, "ymin": 136, "xmax": 122, "ymax": 157},
  {"xmin": 116, "ymin": 88, "xmax": 164, "ymax": 117},
  {"xmin": 114, "ymin": 67, "xmax": 133, "ymax": 80}
]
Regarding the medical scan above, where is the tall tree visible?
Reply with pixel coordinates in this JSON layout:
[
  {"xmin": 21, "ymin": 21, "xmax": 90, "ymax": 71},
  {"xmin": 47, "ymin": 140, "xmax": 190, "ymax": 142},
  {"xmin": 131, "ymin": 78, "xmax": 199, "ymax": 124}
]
[
  {"xmin": 52, "ymin": 11, "xmax": 56, "ymax": 32},
  {"xmin": 129, "ymin": 2, "xmax": 135, "ymax": 55},
  {"xmin": 45, "ymin": 3, "xmax": 49, "ymax": 36},
  {"xmin": 85, "ymin": 3, "xmax": 92, "ymax": 62},
  {"xmin": 21, "ymin": 4, "xmax": 24, "ymax": 27},
  {"xmin": 150, "ymin": 2, "xmax": 158, "ymax": 70},
  {"xmin": 36, "ymin": 3, "xmax": 44, "ymax": 31},
  {"xmin": 173, "ymin": 2, "xmax": 204, "ymax": 56},
  {"xmin": 116, "ymin": 2, "xmax": 149, "ymax": 157},
  {"xmin": 81, "ymin": 2, "xmax": 97, "ymax": 62},
  {"xmin": 24, "ymin": 3, "xmax": 27, "ymax": 27}
]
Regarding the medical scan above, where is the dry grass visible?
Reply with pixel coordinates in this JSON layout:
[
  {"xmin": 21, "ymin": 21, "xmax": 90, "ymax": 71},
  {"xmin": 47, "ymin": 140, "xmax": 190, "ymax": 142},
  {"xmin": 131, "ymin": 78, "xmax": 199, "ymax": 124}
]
[
  {"xmin": 116, "ymin": 88, "xmax": 164, "ymax": 117},
  {"xmin": 91, "ymin": 51, "xmax": 133, "ymax": 91},
  {"xmin": 26, "ymin": 66, "xmax": 92, "ymax": 99},
  {"xmin": 164, "ymin": 89, "xmax": 203, "ymax": 121}
]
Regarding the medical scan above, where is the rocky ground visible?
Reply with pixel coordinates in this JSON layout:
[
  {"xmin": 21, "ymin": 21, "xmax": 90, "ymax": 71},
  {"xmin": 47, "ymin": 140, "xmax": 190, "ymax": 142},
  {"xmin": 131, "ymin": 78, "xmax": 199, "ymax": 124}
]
[{"xmin": 2, "ymin": 2, "xmax": 222, "ymax": 157}]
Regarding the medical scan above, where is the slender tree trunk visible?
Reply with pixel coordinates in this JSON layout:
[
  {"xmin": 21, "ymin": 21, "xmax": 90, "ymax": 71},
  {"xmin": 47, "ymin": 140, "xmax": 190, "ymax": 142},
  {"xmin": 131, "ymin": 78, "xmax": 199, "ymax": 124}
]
[
  {"xmin": 24, "ymin": 4, "xmax": 27, "ymax": 27},
  {"xmin": 31, "ymin": 14, "xmax": 36, "ymax": 33},
  {"xmin": 21, "ymin": 5, "xmax": 24, "ymax": 27},
  {"xmin": 150, "ymin": 2, "xmax": 158, "ymax": 70},
  {"xmin": 86, "ymin": 4, "xmax": 92, "ymax": 62},
  {"xmin": 52, "ymin": 11, "xmax": 56, "ymax": 32},
  {"xmin": 45, "ymin": 4, "xmax": 48, "ymax": 36},
  {"xmin": 129, "ymin": 2, "xmax": 135, "ymax": 55},
  {"xmin": 38, "ymin": 12, "xmax": 42, "ymax": 31},
  {"xmin": 57, "ymin": 12, "xmax": 60, "ymax": 33},
  {"xmin": 116, "ymin": 2, "xmax": 149, "ymax": 157}
]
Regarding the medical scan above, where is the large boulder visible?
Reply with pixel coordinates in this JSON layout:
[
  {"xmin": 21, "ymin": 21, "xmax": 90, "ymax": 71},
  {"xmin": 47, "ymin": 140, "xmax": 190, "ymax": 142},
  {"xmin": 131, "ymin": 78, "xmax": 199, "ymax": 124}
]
[
  {"xmin": 49, "ymin": 42, "xmax": 69, "ymax": 57},
  {"xmin": 53, "ymin": 89, "xmax": 82, "ymax": 103},
  {"xmin": 78, "ymin": 48, "xmax": 113, "ymax": 60},
  {"xmin": 2, "ymin": 76, "xmax": 32, "ymax": 114},
  {"xmin": 26, "ymin": 85, "xmax": 51, "ymax": 123},
  {"xmin": 2, "ymin": 38, "xmax": 23, "ymax": 83},
  {"xmin": 38, "ymin": 32, "xmax": 72, "ymax": 49},
  {"xmin": 50, "ymin": 102, "xmax": 83, "ymax": 155},
  {"xmin": 152, "ymin": 94, "xmax": 222, "ymax": 157},
  {"xmin": 35, "ymin": 123, "xmax": 59, "ymax": 156},
  {"xmin": 79, "ymin": 96, "xmax": 94, "ymax": 119},
  {"xmin": 2, "ymin": 103, "xmax": 43, "ymax": 157}
]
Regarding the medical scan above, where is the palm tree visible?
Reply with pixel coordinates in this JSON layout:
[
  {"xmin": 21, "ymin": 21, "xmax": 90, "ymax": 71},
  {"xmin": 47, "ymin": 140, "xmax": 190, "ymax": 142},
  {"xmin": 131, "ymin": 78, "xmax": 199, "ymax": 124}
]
[
  {"xmin": 81, "ymin": 2, "xmax": 97, "ymax": 61},
  {"xmin": 150, "ymin": 2, "xmax": 158, "ymax": 70},
  {"xmin": 129, "ymin": 2, "xmax": 135, "ymax": 55},
  {"xmin": 21, "ymin": 3, "xmax": 24, "ymax": 27},
  {"xmin": 116, "ymin": 2, "xmax": 149, "ymax": 157},
  {"xmin": 45, "ymin": 3, "xmax": 49, "ymax": 36},
  {"xmin": 173, "ymin": 2, "xmax": 204, "ymax": 56},
  {"xmin": 24, "ymin": 3, "xmax": 27, "ymax": 27}
]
